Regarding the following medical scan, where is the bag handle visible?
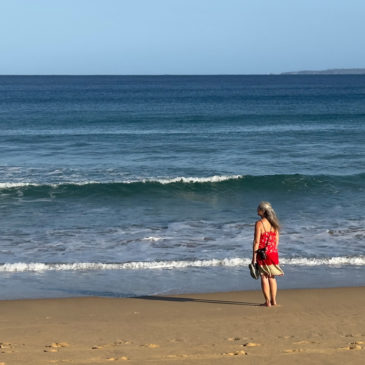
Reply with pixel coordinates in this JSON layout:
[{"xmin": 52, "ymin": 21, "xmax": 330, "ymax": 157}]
[{"xmin": 261, "ymin": 220, "xmax": 271, "ymax": 249}]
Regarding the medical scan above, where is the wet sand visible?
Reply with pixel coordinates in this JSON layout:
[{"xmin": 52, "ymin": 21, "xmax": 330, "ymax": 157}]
[{"xmin": 1, "ymin": 287, "xmax": 365, "ymax": 364}]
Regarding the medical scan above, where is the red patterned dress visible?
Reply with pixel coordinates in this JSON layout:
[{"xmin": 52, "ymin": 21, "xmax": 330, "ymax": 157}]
[{"xmin": 257, "ymin": 224, "xmax": 284, "ymax": 277}]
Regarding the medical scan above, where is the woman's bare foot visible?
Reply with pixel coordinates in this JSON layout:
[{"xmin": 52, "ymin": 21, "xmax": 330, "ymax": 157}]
[{"xmin": 260, "ymin": 301, "xmax": 271, "ymax": 307}]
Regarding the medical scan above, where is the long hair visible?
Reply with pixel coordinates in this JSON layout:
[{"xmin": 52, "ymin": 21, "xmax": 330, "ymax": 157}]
[{"xmin": 257, "ymin": 201, "xmax": 280, "ymax": 231}]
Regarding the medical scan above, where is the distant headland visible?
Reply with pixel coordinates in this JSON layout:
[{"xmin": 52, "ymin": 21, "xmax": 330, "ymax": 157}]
[{"xmin": 281, "ymin": 68, "xmax": 365, "ymax": 75}]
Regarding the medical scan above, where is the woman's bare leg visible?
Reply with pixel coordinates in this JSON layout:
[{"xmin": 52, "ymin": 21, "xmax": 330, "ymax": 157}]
[
  {"xmin": 268, "ymin": 276, "xmax": 277, "ymax": 305},
  {"xmin": 260, "ymin": 275, "xmax": 271, "ymax": 306}
]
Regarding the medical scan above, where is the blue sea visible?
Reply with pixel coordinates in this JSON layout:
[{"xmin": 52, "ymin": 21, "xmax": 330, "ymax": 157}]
[{"xmin": 0, "ymin": 75, "xmax": 364, "ymax": 299}]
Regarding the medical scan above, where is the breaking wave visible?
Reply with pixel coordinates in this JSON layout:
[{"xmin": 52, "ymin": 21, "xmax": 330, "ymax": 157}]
[
  {"xmin": 0, "ymin": 173, "xmax": 363, "ymax": 199},
  {"xmin": 1, "ymin": 256, "xmax": 365, "ymax": 272}
]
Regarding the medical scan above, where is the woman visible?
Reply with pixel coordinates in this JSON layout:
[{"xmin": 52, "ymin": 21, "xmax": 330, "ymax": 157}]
[{"xmin": 252, "ymin": 201, "xmax": 284, "ymax": 307}]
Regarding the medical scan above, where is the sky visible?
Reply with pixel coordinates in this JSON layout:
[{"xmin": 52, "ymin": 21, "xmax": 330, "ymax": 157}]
[{"xmin": 0, "ymin": 0, "xmax": 364, "ymax": 75}]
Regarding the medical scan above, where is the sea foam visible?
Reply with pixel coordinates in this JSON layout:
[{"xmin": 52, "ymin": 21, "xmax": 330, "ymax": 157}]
[
  {"xmin": 1, "ymin": 256, "xmax": 364, "ymax": 272},
  {"xmin": 0, "ymin": 175, "xmax": 243, "ymax": 190}
]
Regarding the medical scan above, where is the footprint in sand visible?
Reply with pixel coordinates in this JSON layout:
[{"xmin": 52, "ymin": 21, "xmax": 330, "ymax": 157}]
[
  {"xmin": 293, "ymin": 340, "xmax": 316, "ymax": 345},
  {"xmin": 93, "ymin": 341, "xmax": 133, "ymax": 350},
  {"xmin": 284, "ymin": 348, "xmax": 304, "ymax": 353},
  {"xmin": 167, "ymin": 354, "xmax": 189, "ymax": 358},
  {"xmin": 338, "ymin": 345, "xmax": 361, "ymax": 351},
  {"xmin": 349, "ymin": 343, "xmax": 363, "ymax": 350},
  {"xmin": 338, "ymin": 341, "xmax": 364, "ymax": 351},
  {"xmin": 0, "ymin": 342, "xmax": 14, "ymax": 354},
  {"xmin": 349, "ymin": 344, "xmax": 362, "ymax": 350},
  {"xmin": 279, "ymin": 335, "xmax": 295, "ymax": 339},
  {"xmin": 227, "ymin": 337, "xmax": 241, "ymax": 342},
  {"xmin": 106, "ymin": 357, "xmax": 128, "ymax": 361},
  {"xmin": 44, "ymin": 342, "xmax": 69, "ymax": 352},
  {"xmin": 114, "ymin": 340, "xmax": 133, "ymax": 345},
  {"xmin": 92, "ymin": 345, "xmax": 104, "ymax": 350},
  {"xmin": 168, "ymin": 338, "xmax": 184, "ymax": 343},
  {"xmin": 144, "ymin": 343, "xmax": 160, "ymax": 349},
  {"xmin": 48, "ymin": 342, "xmax": 70, "ymax": 348},
  {"xmin": 0, "ymin": 342, "xmax": 12, "ymax": 349},
  {"xmin": 242, "ymin": 342, "xmax": 261, "ymax": 347},
  {"xmin": 0, "ymin": 343, "xmax": 13, "ymax": 349},
  {"xmin": 222, "ymin": 350, "xmax": 247, "ymax": 356}
]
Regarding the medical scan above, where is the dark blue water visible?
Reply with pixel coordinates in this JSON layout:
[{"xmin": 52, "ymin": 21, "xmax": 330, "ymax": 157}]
[{"xmin": 0, "ymin": 75, "xmax": 364, "ymax": 299}]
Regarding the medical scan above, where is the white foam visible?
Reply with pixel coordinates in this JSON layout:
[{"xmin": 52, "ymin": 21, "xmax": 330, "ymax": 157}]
[
  {"xmin": 281, "ymin": 256, "xmax": 365, "ymax": 266},
  {"xmin": 0, "ymin": 175, "xmax": 243, "ymax": 190},
  {"xmin": 0, "ymin": 258, "xmax": 249, "ymax": 272},
  {"xmin": 142, "ymin": 236, "xmax": 163, "ymax": 242},
  {"xmin": 146, "ymin": 175, "xmax": 242, "ymax": 184},
  {"xmin": 0, "ymin": 182, "xmax": 42, "ymax": 188},
  {"xmin": 1, "ymin": 256, "xmax": 364, "ymax": 272},
  {"xmin": 0, "ymin": 181, "xmax": 99, "ymax": 189}
]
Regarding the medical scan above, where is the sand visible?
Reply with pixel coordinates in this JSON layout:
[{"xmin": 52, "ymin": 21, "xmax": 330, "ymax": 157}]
[{"xmin": 1, "ymin": 287, "xmax": 365, "ymax": 364}]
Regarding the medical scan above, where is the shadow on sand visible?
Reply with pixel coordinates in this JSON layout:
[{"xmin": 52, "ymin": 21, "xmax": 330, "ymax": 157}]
[{"xmin": 136, "ymin": 295, "xmax": 261, "ymax": 306}]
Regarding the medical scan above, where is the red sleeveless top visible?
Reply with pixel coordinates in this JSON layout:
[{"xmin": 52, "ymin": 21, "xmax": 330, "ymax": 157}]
[{"xmin": 257, "ymin": 222, "xmax": 279, "ymax": 265}]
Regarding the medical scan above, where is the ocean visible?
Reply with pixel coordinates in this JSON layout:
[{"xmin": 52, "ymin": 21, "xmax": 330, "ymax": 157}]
[{"xmin": 0, "ymin": 75, "xmax": 364, "ymax": 299}]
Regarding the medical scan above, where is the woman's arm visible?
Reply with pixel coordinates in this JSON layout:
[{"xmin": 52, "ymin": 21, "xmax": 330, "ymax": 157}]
[
  {"xmin": 276, "ymin": 231, "xmax": 280, "ymax": 247},
  {"xmin": 252, "ymin": 221, "xmax": 261, "ymax": 263}
]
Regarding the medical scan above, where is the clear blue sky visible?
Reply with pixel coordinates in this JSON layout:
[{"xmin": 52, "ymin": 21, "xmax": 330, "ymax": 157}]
[{"xmin": 1, "ymin": 0, "xmax": 364, "ymax": 75}]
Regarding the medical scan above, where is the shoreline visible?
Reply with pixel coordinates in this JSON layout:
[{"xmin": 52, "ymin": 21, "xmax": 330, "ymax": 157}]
[
  {"xmin": 1, "ymin": 283, "xmax": 365, "ymax": 302},
  {"xmin": 1, "ymin": 287, "xmax": 365, "ymax": 364},
  {"xmin": 2, "ymin": 263, "xmax": 365, "ymax": 300}
]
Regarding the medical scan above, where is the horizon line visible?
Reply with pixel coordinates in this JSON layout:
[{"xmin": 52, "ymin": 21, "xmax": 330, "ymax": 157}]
[
  {"xmin": 0, "ymin": 73, "xmax": 278, "ymax": 76},
  {"xmin": 0, "ymin": 73, "xmax": 364, "ymax": 77}
]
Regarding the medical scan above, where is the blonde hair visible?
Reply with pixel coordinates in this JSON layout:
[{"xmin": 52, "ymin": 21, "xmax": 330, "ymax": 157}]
[{"xmin": 257, "ymin": 201, "xmax": 280, "ymax": 231}]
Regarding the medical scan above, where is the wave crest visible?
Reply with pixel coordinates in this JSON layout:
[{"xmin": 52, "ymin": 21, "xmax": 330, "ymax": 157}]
[
  {"xmin": 1, "ymin": 256, "xmax": 364, "ymax": 272},
  {"xmin": 0, "ymin": 175, "xmax": 242, "ymax": 189},
  {"xmin": 1, "ymin": 173, "xmax": 364, "ymax": 199}
]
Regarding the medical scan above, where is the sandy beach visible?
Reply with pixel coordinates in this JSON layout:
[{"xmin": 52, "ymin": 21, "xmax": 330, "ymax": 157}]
[{"xmin": 1, "ymin": 287, "xmax": 364, "ymax": 364}]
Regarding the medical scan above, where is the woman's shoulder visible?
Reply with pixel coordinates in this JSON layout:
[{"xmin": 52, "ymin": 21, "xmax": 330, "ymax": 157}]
[
  {"xmin": 255, "ymin": 220, "xmax": 263, "ymax": 229},
  {"xmin": 259, "ymin": 218, "xmax": 277, "ymax": 232}
]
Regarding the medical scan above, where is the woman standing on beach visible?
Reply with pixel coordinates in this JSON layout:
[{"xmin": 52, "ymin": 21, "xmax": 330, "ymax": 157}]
[{"xmin": 252, "ymin": 201, "xmax": 284, "ymax": 307}]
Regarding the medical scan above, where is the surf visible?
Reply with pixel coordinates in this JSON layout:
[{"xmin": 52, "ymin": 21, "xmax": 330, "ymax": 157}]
[{"xmin": 0, "ymin": 173, "xmax": 364, "ymax": 199}]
